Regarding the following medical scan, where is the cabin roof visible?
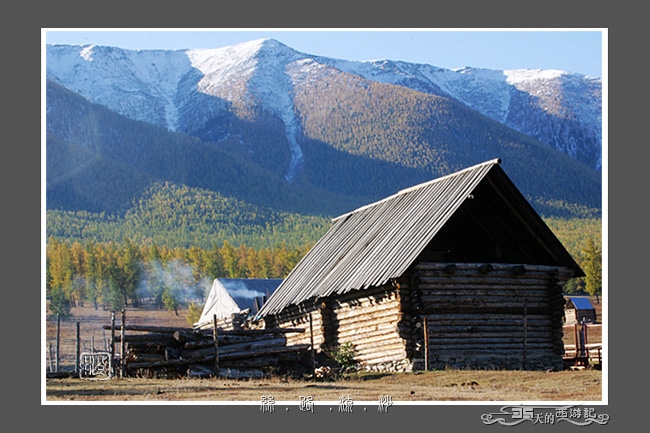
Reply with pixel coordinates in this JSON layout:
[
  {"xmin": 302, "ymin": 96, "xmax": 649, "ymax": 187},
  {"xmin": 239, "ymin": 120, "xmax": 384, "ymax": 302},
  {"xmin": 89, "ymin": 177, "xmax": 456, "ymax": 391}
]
[
  {"xmin": 256, "ymin": 159, "xmax": 583, "ymax": 318},
  {"xmin": 567, "ymin": 296, "xmax": 595, "ymax": 311}
]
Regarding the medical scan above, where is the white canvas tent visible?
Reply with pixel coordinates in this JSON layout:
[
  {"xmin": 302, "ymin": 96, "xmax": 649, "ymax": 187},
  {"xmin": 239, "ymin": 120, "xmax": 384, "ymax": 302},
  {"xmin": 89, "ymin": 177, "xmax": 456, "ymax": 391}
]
[{"xmin": 195, "ymin": 278, "xmax": 282, "ymax": 328}]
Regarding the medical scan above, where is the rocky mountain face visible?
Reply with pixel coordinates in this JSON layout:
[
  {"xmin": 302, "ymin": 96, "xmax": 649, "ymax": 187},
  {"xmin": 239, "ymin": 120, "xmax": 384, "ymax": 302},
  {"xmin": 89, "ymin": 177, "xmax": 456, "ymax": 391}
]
[
  {"xmin": 46, "ymin": 38, "xmax": 602, "ymax": 172},
  {"xmin": 45, "ymin": 38, "xmax": 602, "ymax": 222}
]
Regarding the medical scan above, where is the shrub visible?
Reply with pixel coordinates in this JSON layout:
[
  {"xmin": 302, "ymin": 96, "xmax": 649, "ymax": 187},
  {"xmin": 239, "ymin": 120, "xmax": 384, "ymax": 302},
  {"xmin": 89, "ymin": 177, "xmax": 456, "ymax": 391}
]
[{"xmin": 330, "ymin": 342, "xmax": 358, "ymax": 371}]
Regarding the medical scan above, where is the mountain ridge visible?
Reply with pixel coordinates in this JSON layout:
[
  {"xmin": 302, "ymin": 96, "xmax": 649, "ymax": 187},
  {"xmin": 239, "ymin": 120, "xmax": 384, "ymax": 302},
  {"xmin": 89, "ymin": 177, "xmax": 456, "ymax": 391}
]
[
  {"xmin": 46, "ymin": 38, "xmax": 602, "ymax": 171},
  {"xmin": 45, "ymin": 38, "xmax": 603, "ymax": 248}
]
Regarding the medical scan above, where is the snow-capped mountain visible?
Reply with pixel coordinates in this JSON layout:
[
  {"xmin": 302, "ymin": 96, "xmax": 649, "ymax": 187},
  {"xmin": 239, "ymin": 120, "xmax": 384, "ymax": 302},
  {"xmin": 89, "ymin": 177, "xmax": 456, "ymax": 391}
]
[
  {"xmin": 333, "ymin": 60, "xmax": 602, "ymax": 170},
  {"xmin": 46, "ymin": 38, "xmax": 602, "ymax": 174}
]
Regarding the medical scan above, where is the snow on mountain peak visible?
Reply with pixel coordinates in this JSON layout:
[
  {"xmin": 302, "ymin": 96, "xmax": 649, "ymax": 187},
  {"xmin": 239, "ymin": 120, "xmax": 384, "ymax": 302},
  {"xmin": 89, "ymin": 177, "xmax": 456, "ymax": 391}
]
[
  {"xmin": 46, "ymin": 39, "xmax": 602, "ymax": 172},
  {"xmin": 504, "ymin": 68, "xmax": 567, "ymax": 84},
  {"xmin": 185, "ymin": 38, "xmax": 306, "ymax": 182},
  {"xmin": 79, "ymin": 45, "xmax": 95, "ymax": 61}
]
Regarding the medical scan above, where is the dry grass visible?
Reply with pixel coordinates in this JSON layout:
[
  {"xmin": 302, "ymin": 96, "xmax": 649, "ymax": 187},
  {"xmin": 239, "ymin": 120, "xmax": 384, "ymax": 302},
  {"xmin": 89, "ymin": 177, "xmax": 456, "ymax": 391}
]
[
  {"xmin": 45, "ymin": 369, "xmax": 602, "ymax": 402},
  {"xmin": 44, "ymin": 297, "xmax": 604, "ymax": 403}
]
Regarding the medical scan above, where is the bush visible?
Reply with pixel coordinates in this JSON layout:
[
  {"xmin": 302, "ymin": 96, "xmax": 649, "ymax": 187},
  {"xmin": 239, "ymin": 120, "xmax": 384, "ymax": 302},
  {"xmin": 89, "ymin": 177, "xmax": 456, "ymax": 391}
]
[
  {"xmin": 186, "ymin": 302, "xmax": 202, "ymax": 326},
  {"xmin": 330, "ymin": 342, "xmax": 358, "ymax": 371}
]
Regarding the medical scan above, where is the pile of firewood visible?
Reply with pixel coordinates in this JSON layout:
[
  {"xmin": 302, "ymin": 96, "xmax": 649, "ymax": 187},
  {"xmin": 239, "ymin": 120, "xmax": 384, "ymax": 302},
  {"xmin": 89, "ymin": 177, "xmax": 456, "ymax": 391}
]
[{"xmin": 104, "ymin": 324, "xmax": 312, "ymax": 379}]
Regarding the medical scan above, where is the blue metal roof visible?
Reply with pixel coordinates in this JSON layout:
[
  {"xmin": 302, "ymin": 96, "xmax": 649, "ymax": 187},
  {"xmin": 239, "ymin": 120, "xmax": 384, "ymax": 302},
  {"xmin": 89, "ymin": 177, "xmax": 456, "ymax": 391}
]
[{"xmin": 568, "ymin": 297, "xmax": 595, "ymax": 310}]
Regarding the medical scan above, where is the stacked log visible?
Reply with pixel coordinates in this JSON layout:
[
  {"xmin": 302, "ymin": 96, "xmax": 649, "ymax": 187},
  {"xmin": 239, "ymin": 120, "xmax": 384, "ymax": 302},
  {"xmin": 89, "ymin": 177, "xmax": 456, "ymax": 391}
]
[
  {"xmin": 267, "ymin": 285, "xmax": 411, "ymax": 373},
  {"xmin": 260, "ymin": 262, "xmax": 574, "ymax": 373},
  {"xmin": 330, "ymin": 285, "xmax": 409, "ymax": 371},
  {"xmin": 103, "ymin": 324, "xmax": 310, "ymax": 378},
  {"xmin": 409, "ymin": 262, "xmax": 573, "ymax": 371}
]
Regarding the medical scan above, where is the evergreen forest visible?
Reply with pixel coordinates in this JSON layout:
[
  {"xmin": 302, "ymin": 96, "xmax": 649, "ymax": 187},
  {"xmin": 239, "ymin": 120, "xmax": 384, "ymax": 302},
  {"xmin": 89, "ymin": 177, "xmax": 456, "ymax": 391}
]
[{"xmin": 45, "ymin": 208, "xmax": 602, "ymax": 322}]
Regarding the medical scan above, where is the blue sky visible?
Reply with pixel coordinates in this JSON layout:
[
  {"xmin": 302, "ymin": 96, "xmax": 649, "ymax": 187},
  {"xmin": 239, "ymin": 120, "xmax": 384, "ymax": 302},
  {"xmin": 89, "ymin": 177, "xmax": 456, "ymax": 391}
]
[{"xmin": 43, "ymin": 28, "xmax": 605, "ymax": 78}]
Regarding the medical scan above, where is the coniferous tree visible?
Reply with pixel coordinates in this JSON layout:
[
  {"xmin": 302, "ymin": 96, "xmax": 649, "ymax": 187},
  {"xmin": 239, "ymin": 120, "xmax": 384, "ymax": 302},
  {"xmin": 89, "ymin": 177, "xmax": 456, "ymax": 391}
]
[
  {"xmin": 582, "ymin": 237, "xmax": 602, "ymax": 297},
  {"xmin": 162, "ymin": 287, "xmax": 180, "ymax": 316},
  {"xmin": 186, "ymin": 302, "xmax": 203, "ymax": 326},
  {"xmin": 204, "ymin": 243, "xmax": 226, "ymax": 279},
  {"xmin": 49, "ymin": 285, "xmax": 72, "ymax": 317},
  {"xmin": 47, "ymin": 237, "xmax": 73, "ymax": 316},
  {"xmin": 84, "ymin": 240, "xmax": 100, "ymax": 309},
  {"xmin": 69, "ymin": 241, "xmax": 86, "ymax": 307},
  {"xmin": 116, "ymin": 238, "xmax": 143, "ymax": 306}
]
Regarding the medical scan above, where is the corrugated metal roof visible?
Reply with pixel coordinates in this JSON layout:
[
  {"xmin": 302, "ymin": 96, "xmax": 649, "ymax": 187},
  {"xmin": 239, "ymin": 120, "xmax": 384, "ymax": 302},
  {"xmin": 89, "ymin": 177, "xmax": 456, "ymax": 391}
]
[
  {"xmin": 568, "ymin": 297, "xmax": 595, "ymax": 311},
  {"xmin": 256, "ymin": 158, "xmax": 583, "ymax": 318}
]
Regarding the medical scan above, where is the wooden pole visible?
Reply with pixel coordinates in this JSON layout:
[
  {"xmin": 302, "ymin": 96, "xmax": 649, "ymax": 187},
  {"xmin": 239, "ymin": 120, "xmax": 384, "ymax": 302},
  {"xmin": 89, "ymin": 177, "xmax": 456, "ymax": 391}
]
[
  {"xmin": 110, "ymin": 311, "xmax": 116, "ymax": 375},
  {"xmin": 55, "ymin": 313, "xmax": 61, "ymax": 372},
  {"xmin": 213, "ymin": 314, "xmax": 219, "ymax": 377},
  {"xmin": 48, "ymin": 342, "xmax": 53, "ymax": 373},
  {"xmin": 309, "ymin": 313, "xmax": 315, "ymax": 372},
  {"xmin": 75, "ymin": 322, "xmax": 80, "ymax": 374},
  {"xmin": 523, "ymin": 299, "xmax": 528, "ymax": 369},
  {"xmin": 120, "ymin": 309, "xmax": 126, "ymax": 378},
  {"xmin": 423, "ymin": 317, "xmax": 429, "ymax": 371}
]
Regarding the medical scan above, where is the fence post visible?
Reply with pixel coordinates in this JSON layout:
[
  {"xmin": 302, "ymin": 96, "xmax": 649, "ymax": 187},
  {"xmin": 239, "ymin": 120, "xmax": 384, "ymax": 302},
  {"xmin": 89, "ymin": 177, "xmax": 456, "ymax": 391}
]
[
  {"xmin": 48, "ymin": 342, "xmax": 54, "ymax": 373},
  {"xmin": 120, "ymin": 309, "xmax": 126, "ymax": 378},
  {"xmin": 55, "ymin": 313, "xmax": 61, "ymax": 372},
  {"xmin": 110, "ymin": 312, "xmax": 116, "ymax": 376},
  {"xmin": 309, "ymin": 313, "xmax": 315, "ymax": 372},
  {"xmin": 423, "ymin": 317, "xmax": 429, "ymax": 371},
  {"xmin": 213, "ymin": 314, "xmax": 219, "ymax": 377},
  {"xmin": 523, "ymin": 299, "xmax": 528, "ymax": 368},
  {"xmin": 75, "ymin": 322, "xmax": 80, "ymax": 374}
]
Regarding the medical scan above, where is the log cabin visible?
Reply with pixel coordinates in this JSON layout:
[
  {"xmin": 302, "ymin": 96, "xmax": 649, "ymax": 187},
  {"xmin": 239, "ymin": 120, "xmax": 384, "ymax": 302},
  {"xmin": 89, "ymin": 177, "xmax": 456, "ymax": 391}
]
[
  {"xmin": 253, "ymin": 159, "xmax": 584, "ymax": 372},
  {"xmin": 564, "ymin": 296, "xmax": 597, "ymax": 325}
]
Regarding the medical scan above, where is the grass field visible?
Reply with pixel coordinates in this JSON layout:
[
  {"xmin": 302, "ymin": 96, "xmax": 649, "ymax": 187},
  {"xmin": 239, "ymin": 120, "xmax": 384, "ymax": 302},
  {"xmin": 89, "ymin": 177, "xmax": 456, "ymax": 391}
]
[
  {"xmin": 43, "ymin": 297, "xmax": 604, "ymax": 403},
  {"xmin": 45, "ymin": 368, "xmax": 602, "ymax": 402}
]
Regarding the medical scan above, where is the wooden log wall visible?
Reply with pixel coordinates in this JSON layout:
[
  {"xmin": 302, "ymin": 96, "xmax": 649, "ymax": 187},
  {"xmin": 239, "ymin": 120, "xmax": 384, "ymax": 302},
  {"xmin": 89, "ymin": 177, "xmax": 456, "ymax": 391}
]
[
  {"xmin": 329, "ymin": 285, "xmax": 410, "ymax": 371},
  {"xmin": 405, "ymin": 262, "xmax": 573, "ymax": 371},
  {"xmin": 262, "ymin": 262, "xmax": 573, "ymax": 372},
  {"xmin": 267, "ymin": 285, "xmax": 412, "ymax": 372},
  {"xmin": 263, "ymin": 303, "xmax": 327, "ymax": 349}
]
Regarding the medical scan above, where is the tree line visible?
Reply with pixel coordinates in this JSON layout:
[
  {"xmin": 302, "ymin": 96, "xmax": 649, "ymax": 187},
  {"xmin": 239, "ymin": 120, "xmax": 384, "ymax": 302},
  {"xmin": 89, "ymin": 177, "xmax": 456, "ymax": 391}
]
[
  {"xmin": 46, "ymin": 236, "xmax": 310, "ymax": 318},
  {"xmin": 46, "ymin": 217, "xmax": 602, "ymax": 320}
]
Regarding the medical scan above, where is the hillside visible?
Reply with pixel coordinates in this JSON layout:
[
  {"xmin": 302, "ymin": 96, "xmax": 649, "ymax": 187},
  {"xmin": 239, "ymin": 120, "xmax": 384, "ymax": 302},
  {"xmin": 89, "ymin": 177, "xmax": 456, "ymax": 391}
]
[
  {"xmin": 46, "ymin": 40, "xmax": 602, "ymax": 172},
  {"xmin": 45, "ymin": 40, "xmax": 603, "ymax": 250},
  {"xmin": 46, "ymin": 182, "xmax": 331, "ymax": 250}
]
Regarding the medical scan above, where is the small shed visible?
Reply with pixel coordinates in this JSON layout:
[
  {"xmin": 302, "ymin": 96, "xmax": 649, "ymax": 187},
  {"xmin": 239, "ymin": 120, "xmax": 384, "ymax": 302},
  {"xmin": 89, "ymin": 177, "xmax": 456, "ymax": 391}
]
[
  {"xmin": 254, "ymin": 159, "xmax": 584, "ymax": 372},
  {"xmin": 564, "ymin": 297, "xmax": 597, "ymax": 324},
  {"xmin": 195, "ymin": 278, "xmax": 282, "ymax": 330}
]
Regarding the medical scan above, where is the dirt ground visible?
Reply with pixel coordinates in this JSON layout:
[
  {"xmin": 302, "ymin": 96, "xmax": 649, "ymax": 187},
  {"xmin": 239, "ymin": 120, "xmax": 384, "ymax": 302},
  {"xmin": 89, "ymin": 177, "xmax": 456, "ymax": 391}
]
[{"xmin": 45, "ymin": 368, "xmax": 603, "ymax": 402}]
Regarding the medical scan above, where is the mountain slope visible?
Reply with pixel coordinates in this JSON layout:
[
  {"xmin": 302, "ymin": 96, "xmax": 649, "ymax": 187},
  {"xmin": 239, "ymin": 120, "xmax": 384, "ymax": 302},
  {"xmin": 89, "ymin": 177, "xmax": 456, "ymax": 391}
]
[
  {"xmin": 290, "ymin": 72, "xmax": 600, "ymax": 217},
  {"xmin": 326, "ymin": 58, "xmax": 602, "ymax": 170},
  {"xmin": 46, "ymin": 80, "xmax": 368, "ymax": 217},
  {"xmin": 46, "ymin": 39, "xmax": 602, "ymax": 171},
  {"xmin": 44, "ymin": 39, "xmax": 603, "ymax": 248}
]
